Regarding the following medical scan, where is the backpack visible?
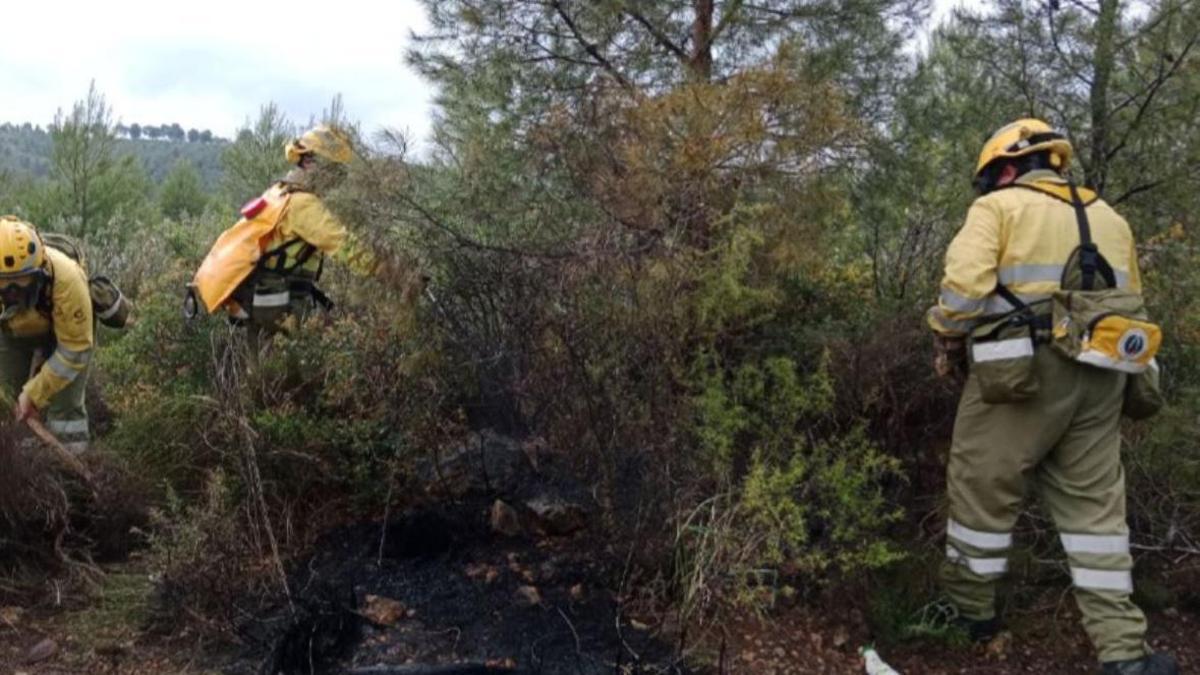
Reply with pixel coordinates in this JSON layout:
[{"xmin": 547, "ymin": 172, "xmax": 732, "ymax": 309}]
[
  {"xmin": 40, "ymin": 233, "xmax": 131, "ymax": 330},
  {"xmin": 965, "ymin": 183, "xmax": 1163, "ymax": 418}
]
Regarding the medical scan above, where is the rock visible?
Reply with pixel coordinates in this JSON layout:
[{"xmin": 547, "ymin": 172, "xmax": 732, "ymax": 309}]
[
  {"xmin": 464, "ymin": 562, "xmax": 491, "ymax": 579},
  {"xmin": 985, "ymin": 631, "xmax": 1012, "ymax": 659},
  {"xmin": 832, "ymin": 626, "xmax": 849, "ymax": 649},
  {"xmin": 524, "ymin": 495, "xmax": 587, "ymax": 536},
  {"xmin": 360, "ymin": 595, "xmax": 407, "ymax": 627},
  {"xmin": 514, "ymin": 586, "xmax": 542, "ymax": 607},
  {"xmin": 418, "ymin": 431, "xmax": 532, "ymax": 497},
  {"xmin": 490, "ymin": 500, "xmax": 522, "ymax": 537},
  {"xmin": 0, "ymin": 606, "xmax": 24, "ymax": 627},
  {"xmin": 25, "ymin": 638, "xmax": 57, "ymax": 664}
]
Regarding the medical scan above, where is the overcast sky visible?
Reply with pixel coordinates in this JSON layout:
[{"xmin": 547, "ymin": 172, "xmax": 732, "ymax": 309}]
[
  {"xmin": 0, "ymin": 0, "xmax": 432, "ymax": 141},
  {"xmin": 0, "ymin": 0, "xmax": 979, "ymax": 144}
]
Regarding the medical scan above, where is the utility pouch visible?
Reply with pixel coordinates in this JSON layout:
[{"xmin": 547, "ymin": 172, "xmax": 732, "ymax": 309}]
[
  {"xmin": 89, "ymin": 275, "xmax": 130, "ymax": 329},
  {"xmin": 968, "ymin": 311, "xmax": 1040, "ymax": 403},
  {"xmin": 1049, "ymin": 288, "xmax": 1161, "ymax": 375},
  {"xmin": 1123, "ymin": 360, "xmax": 1164, "ymax": 420},
  {"xmin": 41, "ymin": 233, "xmax": 131, "ymax": 330}
]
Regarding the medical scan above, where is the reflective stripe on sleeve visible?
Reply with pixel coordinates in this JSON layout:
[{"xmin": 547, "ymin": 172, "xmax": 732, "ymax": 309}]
[
  {"xmin": 55, "ymin": 346, "xmax": 91, "ymax": 365},
  {"xmin": 1061, "ymin": 533, "xmax": 1130, "ymax": 555},
  {"xmin": 1071, "ymin": 567, "xmax": 1133, "ymax": 593},
  {"xmin": 971, "ymin": 338, "xmax": 1034, "ymax": 363},
  {"xmin": 940, "ymin": 288, "xmax": 987, "ymax": 314},
  {"xmin": 947, "ymin": 519, "xmax": 1013, "ymax": 550},
  {"xmin": 946, "ymin": 546, "xmax": 1008, "ymax": 575},
  {"xmin": 46, "ymin": 355, "xmax": 82, "ymax": 382}
]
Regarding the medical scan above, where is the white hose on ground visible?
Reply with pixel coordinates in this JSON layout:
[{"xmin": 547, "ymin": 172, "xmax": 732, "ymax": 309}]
[{"xmin": 861, "ymin": 646, "xmax": 901, "ymax": 675}]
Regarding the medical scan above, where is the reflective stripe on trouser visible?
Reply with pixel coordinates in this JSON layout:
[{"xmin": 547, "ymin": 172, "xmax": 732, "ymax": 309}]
[
  {"xmin": 0, "ymin": 334, "xmax": 91, "ymax": 454},
  {"xmin": 941, "ymin": 347, "xmax": 1147, "ymax": 663},
  {"xmin": 246, "ymin": 273, "xmax": 315, "ymax": 337}
]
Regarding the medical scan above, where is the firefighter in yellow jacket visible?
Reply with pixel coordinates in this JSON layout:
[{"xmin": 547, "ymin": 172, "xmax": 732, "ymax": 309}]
[
  {"xmin": 189, "ymin": 125, "xmax": 361, "ymax": 334},
  {"xmin": 236, "ymin": 125, "xmax": 354, "ymax": 337},
  {"xmin": 0, "ymin": 217, "xmax": 93, "ymax": 455},
  {"xmin": 927, "ymin": 119, "xmax": 1176, "ymax": 675}
]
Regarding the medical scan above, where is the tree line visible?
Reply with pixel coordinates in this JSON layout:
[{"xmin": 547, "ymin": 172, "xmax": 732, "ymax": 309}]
[{"xmin": 1, "ymin": 121, "xmax": 223, "ymax": 144}]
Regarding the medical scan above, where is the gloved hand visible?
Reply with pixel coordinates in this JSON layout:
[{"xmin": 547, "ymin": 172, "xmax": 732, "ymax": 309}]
[{"xmin": 933, "ymin": 334, "xmax": 967, "ymax": 380}]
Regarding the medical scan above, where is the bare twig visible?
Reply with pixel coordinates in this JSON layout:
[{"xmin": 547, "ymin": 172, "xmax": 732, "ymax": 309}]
[
  {"xmin": 557, "ymin": 605, "xmax": 583, "ymax": 657},
  {"xmin": 549, "ymin": 0, "xmax": 634, "ymax": 90}
]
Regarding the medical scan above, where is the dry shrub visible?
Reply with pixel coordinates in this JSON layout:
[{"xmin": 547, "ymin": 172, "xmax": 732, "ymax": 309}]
[
  {"xmin": 0, "ymin": 418, "xmax": 98, "ymax": 601},
  {"xmin": 829, "ymin": 311, "xmax": 959, "ymax": 487},
  {"xmin": 0, "ymin": 419, "xmax": 73, "ymax": 593},
  {"xmin": 0, "ymin": 419, "xmax": 153, "ymax": 603}
]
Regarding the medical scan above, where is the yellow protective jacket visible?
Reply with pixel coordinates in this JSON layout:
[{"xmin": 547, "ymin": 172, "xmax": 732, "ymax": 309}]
[
  {"xmin": 273, "ymin": 189, "xmax": 377, "ymax": 276},
  {"xmin": 1, "ymin": 248, "xmax": 94, "ymax": 408},
  {"xmin": 194, "ymin": 183, "xmax": 372, "ymax": 316},
  {"xmin": 928, "ymin": 170, "xmax": 1141, "ymax": 336},
  {"xmin": 259, "ymin": 188, "xmax": 349, "ymax": 276}
]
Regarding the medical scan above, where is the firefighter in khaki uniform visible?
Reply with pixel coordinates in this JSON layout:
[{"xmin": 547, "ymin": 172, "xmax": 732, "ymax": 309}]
[
  {"xmin": 928, "ymin": 120, "xmax": 1176, "ymax": 675},
  {"xmin": 0, "ymin": 217, "xmax": 93, "ymax": 454}
]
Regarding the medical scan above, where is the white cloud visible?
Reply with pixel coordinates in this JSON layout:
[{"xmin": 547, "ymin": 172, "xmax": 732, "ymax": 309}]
[{"xmin": 0, "ymin": 0, "xmax": 434, "ymax": 142}]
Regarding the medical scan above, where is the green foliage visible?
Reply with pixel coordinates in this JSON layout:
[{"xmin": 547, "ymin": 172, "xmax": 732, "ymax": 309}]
[
  {"xmin": 221, "ymin": 103, "xmax": 294, "ymax": 206},
  {"xmin": 694, "ymin": 352, "xmax": 903, "ymax": 575},
  {"xmin": 4, "ymin": 0, "xmax": 1195, "ymax": 654},
  {"xmin": 158, "ymin": 159, "xmax": 210, "ymax": 219},
  {"xmin": 0, "ymin": 122, "xmax": 227, "ymax": 190},
  {"xmin": 48, "ymin": 82, "xmax": 152, "ymax": 236}
]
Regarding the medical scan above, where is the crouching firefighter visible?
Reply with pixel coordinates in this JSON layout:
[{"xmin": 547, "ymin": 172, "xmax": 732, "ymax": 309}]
[
  {"xmin": 187, "ymin": 125, "xmax": 359, "ymax": 345},
  {"xmin": 927, "ymin": 119, "xmax": 1175, "ymax": 675},
  {"xmin": 1, "ymin": 217, "xmax": 95, "ymax": 455}
]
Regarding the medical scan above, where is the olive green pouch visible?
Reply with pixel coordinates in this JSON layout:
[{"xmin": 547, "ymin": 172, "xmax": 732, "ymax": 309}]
[
  {"xmin": 968, "ymin": 312, "xmax": 1039, "ymax": 404},
  {"xmin": 89, "ymin": 276, "xmax": 131, "ymax": 329}
]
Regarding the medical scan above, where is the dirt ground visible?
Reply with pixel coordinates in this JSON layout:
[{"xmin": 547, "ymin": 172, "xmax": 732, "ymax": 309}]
[{"xmin": 3, "ymin": 524, "xmax": 1198, "ymax": 675}]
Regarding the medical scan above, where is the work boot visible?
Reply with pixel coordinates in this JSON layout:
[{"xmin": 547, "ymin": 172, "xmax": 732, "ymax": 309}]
[
  {"xmin": 1101, "ymin": 652, "xmax": 1179, "ymax": 675},
  {"xmin": 956, "ymin": 615, "xmax": 1000, "ymax": 643}
]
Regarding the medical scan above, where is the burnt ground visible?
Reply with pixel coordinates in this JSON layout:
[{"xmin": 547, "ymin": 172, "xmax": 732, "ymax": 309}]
[
  {"xmin": 2, "ymin": 432, "xmax": 1199, "ymax": 674},
  {"xmin": 227, "ymin": 504, "xmax": 688, "ymax": 675},
  {"xmin": 2, "ymin": 519, "xmax": 1200, "ymax": 674}
]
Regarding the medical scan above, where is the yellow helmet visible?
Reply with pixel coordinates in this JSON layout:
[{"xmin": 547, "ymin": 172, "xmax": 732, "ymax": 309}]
[
  {"xmin": 0, "ymin": 216, "xmax": 46, "ymax": 280},
  {"xmin": 285, "ymin": 125, "xmax": 354, "ymax": 165},
  {"xmin": 974, "ymin": 118, "xmax": 1073, "ymax": 178}
]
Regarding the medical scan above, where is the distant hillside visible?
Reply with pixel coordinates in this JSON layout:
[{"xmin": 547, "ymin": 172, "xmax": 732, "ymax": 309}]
[{"xmin": 0, "ymin": 123, "xmax": 228, "ymax": 190}]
